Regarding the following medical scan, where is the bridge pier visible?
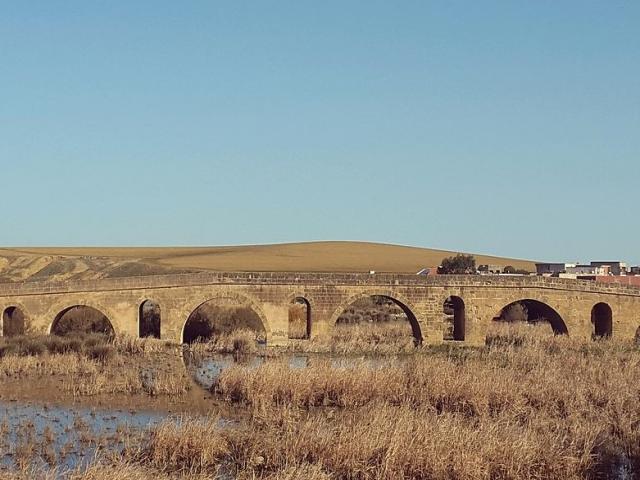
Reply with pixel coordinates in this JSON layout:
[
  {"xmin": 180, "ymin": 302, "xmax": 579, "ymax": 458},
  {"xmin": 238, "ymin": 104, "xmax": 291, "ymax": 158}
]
[
  {"xmin": 161, "ymin": 302, "xmax": 196, "ymax": 344},
  {"xmin": 111, "ymin": 301, "xmax": 138, "ymax": 338},
  {"xmin": 260, "ymin": 302, "xmax": 289, "ymax": 346}
]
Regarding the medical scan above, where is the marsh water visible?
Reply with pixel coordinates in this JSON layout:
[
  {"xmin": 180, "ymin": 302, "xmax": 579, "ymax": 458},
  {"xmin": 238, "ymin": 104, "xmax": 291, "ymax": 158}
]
[
  {"xmin": 0, "ymin": 352, "xmax": 401, "ymax": 475},
  {"xmin": 0, "ymin": 400, "xmax": 173, "ymax": 473}
]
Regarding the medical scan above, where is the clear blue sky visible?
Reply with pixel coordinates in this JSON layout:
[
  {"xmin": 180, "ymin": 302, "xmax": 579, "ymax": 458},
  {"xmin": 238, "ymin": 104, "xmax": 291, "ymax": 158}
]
[{"xmin": 1, "ymin": 1, "xmax": 638, "ymax": 263}]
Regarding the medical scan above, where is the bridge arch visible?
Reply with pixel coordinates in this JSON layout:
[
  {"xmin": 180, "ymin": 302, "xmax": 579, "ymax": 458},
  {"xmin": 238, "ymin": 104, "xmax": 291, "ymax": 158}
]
[
  {"xmin": 288, "ymin": 295, "xmax": 312, "ymax": 340},
  {"xmin": 329, "ymin": 291, "xmax": 422, "ymax": 344},
  {"xmin": 50, "ymin": 305, "xmax": 115, "ymax": 336},
  {"xmin": 139, "ymin": 299, "xmax": 161, "ymax": 338},
  {"xmin": 2, "ymin": 305, "xmax": 28, "ymax": 337},
  {"xmin": 444, "ymin": 296, "xmax": 466, "ymax": 341},
  {"xmin": 182, "ymin": 292, "xmax": 270, "ymax": 344},
  {"xmin": 591, "ymin": 302, "xmax": 613, "ymax": 339},
  {"xmin": 492, "ymin": 298, "xmax": 568, "ymax": 335}
]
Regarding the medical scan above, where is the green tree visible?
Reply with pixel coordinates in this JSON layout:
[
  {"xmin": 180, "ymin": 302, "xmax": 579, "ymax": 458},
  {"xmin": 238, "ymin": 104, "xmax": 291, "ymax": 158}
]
[
  {"xmin": 503, "ymin": 265, "xmax": 531, "ymax": 275},
  {"xmin": 438, "ymin": 254, "xmax": 477, "ymax": 274}
]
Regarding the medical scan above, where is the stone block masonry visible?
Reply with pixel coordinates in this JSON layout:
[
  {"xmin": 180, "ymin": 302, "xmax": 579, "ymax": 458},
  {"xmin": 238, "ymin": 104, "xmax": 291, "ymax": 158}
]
[{"xmin": 1, "ymin": 272, "xmax": 639, "ymax": 346}]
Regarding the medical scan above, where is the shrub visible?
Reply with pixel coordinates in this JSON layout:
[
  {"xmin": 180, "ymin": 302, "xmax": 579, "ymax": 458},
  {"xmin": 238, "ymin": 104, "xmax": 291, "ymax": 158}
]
[
  {"xmin": 438, "ymin": 254, "xmax": 477, "ymax": 274},
  {"xmin": 20, "ymin": 340, "xmax": 47, "ymax": 356},
  {"xmin": 86, "ymin": 345, "xmax": 116, "ymax": 364}
]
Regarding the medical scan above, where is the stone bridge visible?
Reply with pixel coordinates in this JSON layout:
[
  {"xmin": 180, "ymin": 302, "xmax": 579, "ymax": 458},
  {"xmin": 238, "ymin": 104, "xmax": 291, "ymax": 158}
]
[{"xmin": 1, "ymin": 272, "xmax": 640, "ymax": 346}]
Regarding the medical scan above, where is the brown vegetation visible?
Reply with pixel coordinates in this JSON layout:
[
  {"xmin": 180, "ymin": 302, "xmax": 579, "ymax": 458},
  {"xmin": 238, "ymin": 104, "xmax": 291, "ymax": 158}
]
[
  {"xmin": 287, "ymin": 301, "xmax": 308, "ymax": 340},
  {"xmin": 202, "ymin": 325, "xmax": 640, "ymax": 478},
  {"xmin": 188, "ymin": 329, "xmax": 261, "ymax": 356},
  {"xmin": 3, "ymin": 325, "xmax": 640, "ymax": 478},
  {"xmin": 0, "ymin": 334, "xmax": 190, "ymax": 397}
]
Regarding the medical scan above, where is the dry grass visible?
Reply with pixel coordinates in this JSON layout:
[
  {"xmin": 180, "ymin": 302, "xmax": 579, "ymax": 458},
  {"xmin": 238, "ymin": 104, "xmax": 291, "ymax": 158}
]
[
  {"xmin": 287, "ymin": 303, "xmax": 308, "ymax": 340},
  {"xmin": 0, "ymin": 352, "xmax": 99, "ymax": 378},
  {"xmin": 0, "ymin": 332, "xmax": 167, "ymax": 359},
  {"xmin": 111, "ymin": 334, "xmax": 171, "ymax": 355},
  {"xmin": 0, "ymin": 334, "xmax": 191, "ymax": 397},
  {"xmin": 227, "ymin": 405, "xmax": 599, "ymax": 480},
  {"xmin": 132, "ymin": 417, "xmax": 229, "ymax": 474},
  {"xmin": 284, "ymin": 321, "xmax": 417, "ymax": 354},
  {"xmin": 188, "ymin": 329, "xmax": 261, "ymax": 355},
  {"xmin": 0, "ymin": 351, "xmax": 191, "ymax": 396},
  {"xmin": 65, "ymin": 367, "xmax": 190, "ymax": 397},
  {"xmin": 0, "ymin": 333, "xmax": 172, "ymax": 358},
  {"xmin": 199, "ymin": 329, "xmax": 640, "ymax": 478},
  {"xmin": 0, "ymin": 461, "xmax": 213, "ymax": 480},
  {"xmin": 4, "ymin": 326, "xmax": 640, "ymax": 478},
  {"xmin": 117, "ymin": 392, "xmax": 636, "ymax": 479},
  {"xmin": 332, "ymin": 321, "xmax": 415, "ymax": 349},
  {"xmin": 485, "ymin": 320, "xmax": 559, "ymax": 347},
  {"xmin": 215, "ymin": 334, "xmax": 640, "ymax": 413}
]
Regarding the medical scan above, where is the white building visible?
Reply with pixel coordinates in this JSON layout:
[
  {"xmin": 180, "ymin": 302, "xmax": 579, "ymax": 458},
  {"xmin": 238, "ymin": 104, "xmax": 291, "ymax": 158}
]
[
  {"xmin": 590, "ymin": 261, "xmax": 628, "ymax": 276},
  {"xmin": 565, "ymin": 265, "xmax": 610, "ymax": 276},
  {"xmin": 535, "ymin": 263, "xmax": 576, "ymax": 276}
]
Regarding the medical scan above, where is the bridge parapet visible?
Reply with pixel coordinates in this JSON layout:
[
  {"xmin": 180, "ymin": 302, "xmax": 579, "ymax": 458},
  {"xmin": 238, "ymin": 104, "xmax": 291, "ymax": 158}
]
[{"xmin": 1, "ymin": 272, "xmax": 640, "ymax": 297}]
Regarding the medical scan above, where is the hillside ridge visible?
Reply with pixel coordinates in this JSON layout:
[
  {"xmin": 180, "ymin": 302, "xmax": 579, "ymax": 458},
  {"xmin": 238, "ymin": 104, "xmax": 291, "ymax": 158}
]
[{"xmin": 0, "ymin": 241, "xmax": 536, "ymax": 283}]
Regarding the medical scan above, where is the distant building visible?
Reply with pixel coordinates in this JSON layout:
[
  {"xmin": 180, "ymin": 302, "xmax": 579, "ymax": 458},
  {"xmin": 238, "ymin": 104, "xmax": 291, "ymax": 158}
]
[
  {"xmin": 590, "ymin": 261, "xmax": 628, "ymax": 276},
  {"xmin": 535, "ymin": 263, "xmax": 575, "ymax": 276},
  {"xmin": 566, "ymin": 264, "xmax": 610, "ymax": 276},
  {"xmin": 535, "ymin": 255, "xmax": 637, "ymax": 282},
  {"xmin": 478, "ymin": 264, "xmax": 503, "ymax": 275}
]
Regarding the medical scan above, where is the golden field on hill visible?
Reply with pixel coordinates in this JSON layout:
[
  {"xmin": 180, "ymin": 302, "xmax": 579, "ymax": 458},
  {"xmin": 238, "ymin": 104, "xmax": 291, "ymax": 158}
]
[{"xmin": 0, "ymin": 241, "xmax": 535, "ymax": 283}]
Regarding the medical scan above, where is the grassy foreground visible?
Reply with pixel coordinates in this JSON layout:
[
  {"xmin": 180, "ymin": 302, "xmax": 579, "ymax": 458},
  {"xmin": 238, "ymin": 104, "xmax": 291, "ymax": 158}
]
[
  {"xmin": 2, "ymin": 324, "xmax": 640, "ymax": 479},
  {"xmin": 0, "ymin": 334, "xmax": 191, "ymax": 397}
]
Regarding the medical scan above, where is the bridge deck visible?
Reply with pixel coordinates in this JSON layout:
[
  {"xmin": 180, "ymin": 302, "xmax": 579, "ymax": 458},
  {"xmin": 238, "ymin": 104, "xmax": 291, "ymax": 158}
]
[{"xmin": 1, "ymin": 272, "xmax": 639, "ymax": 297}]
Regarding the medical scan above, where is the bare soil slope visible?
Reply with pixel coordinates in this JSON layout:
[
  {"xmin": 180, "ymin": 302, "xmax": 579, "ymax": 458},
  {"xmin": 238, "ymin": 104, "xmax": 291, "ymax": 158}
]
[{"xmin": 0, "ymin": 242, "xmax": 535, "ymax": 283}]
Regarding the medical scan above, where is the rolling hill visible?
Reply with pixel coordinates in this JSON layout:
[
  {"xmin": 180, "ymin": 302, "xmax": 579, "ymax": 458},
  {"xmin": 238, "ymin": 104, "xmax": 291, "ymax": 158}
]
[{"xmin": 0, "ymin": 242, "xmax": 536, "ymax": 283}]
